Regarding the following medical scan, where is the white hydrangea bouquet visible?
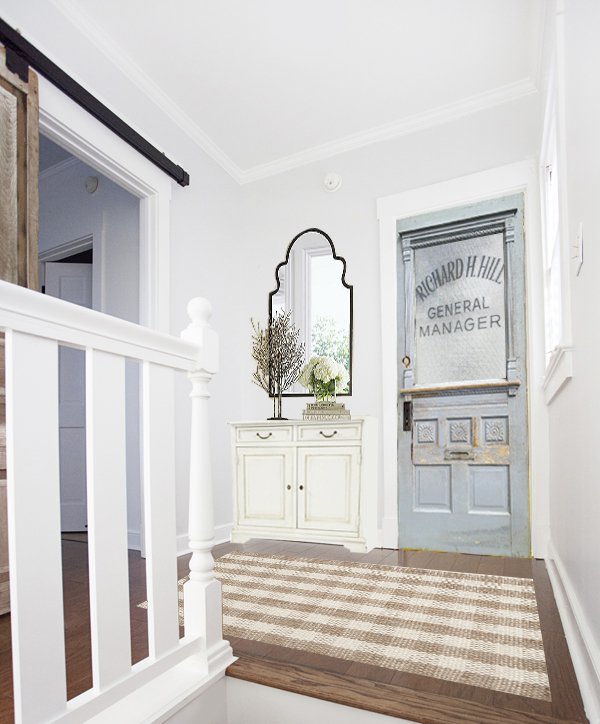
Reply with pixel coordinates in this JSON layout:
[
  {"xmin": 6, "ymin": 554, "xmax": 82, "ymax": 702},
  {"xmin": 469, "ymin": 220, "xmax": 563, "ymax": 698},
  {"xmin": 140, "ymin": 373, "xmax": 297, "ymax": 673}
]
[{"xmin": 299, "ymin": 355, "xmax": 349, "ymax": 401}]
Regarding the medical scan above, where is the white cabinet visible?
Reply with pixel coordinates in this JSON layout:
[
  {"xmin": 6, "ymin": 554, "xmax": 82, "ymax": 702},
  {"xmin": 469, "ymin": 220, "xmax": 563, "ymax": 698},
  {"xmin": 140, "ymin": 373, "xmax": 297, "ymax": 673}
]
[{"xmin": 230, "ymin": 418, "xmax": 377, "ymax": 552}]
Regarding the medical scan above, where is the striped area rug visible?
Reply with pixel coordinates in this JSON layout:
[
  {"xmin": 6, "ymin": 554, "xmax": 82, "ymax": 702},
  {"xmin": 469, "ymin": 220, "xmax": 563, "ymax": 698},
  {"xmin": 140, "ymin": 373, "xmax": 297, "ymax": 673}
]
[{"xmin": 140, "ymin": 551, "xmax": 550, "ymax": 700}]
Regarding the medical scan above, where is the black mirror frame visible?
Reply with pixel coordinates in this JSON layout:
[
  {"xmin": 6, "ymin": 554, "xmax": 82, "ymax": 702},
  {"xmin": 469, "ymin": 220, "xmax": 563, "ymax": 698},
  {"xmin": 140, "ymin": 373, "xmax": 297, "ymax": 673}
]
[{"xmin": 268, "ymin": 228, "xmax": 353, "ymax": 397}]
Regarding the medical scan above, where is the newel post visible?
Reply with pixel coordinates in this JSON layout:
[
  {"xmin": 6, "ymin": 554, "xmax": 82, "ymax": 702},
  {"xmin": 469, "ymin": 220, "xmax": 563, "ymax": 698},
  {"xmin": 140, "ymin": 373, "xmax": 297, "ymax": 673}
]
[{"xmin": 181, "ymin": 298, "xmax": 234, "ymax": 672}]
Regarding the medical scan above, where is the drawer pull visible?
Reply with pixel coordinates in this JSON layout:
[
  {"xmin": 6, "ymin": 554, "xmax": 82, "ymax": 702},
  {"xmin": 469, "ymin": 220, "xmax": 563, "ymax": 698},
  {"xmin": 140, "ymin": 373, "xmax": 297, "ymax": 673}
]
[
  {"xmin": 319, "ymin": 430, "xmax": 338, "ymax": 439},
  {"xmin": 299, "ymin": 485, "xmax": 304, "ymax": 491},
  {"xmin": 256, "ymin": 432, "xmax": 273, "ymax": 440}
]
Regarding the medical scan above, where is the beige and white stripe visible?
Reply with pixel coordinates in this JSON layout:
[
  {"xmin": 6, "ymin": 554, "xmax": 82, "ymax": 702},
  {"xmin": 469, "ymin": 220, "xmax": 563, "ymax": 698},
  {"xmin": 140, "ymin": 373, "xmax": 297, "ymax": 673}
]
[{"xmin": 214, "ymin": 552, "xmax": 550, "ymax": 701}]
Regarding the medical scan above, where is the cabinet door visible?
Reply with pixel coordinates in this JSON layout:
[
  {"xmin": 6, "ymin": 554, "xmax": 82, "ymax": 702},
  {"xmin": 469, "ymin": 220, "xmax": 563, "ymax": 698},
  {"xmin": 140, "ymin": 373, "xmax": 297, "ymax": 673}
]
[
  {"xmin": 237, "ymin": 447, "xmax": 294, "ymax": 528},
  {"xmin": 297, "ymin": 446, "xmax": 360, "ymax": 532}
]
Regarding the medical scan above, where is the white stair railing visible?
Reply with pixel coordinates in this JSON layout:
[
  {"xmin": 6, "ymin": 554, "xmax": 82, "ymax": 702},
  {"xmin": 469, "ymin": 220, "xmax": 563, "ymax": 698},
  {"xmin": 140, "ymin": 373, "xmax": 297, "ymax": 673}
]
[{"xmin": 0, "ymin": 280, "xmax": 234, "ymax": 723}]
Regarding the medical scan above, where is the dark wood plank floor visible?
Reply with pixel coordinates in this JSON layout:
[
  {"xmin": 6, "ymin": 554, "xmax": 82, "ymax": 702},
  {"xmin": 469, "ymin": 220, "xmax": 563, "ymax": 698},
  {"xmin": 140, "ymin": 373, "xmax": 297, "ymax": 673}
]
[{"xmin": 0, "ymin": 537, "xmax": 588, "ymax": 724}]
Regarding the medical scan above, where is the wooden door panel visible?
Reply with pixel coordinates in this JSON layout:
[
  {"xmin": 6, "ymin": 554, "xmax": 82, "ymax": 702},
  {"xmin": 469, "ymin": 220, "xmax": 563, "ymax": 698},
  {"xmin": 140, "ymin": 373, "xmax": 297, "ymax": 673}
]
[
  {"xmin": 0, "ymin": 81, "xmax": 18, "ymax": 283},
  {"xmin": 0, "ymin": 47, "xmax": 39, "ymax": 289},
  {"xmin": 397, "ymin": 196, "xmax": 529, "ymax": 556},
  {"xmin": 0, "ymin": 46, "xmax": 39, "ymax": 614}
]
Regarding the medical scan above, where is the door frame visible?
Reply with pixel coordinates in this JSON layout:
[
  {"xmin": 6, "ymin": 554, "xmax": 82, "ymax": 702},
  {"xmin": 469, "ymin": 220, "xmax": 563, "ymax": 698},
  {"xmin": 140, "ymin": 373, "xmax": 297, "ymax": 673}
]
[
  {"xmin": 37, "ymin": 76, "xmax": 173, "ymax": 556},
  {"xmin": 37, "ymin": 75, "xmax": 172, "ymax": 333},
  {"xmin": 377, "ymin": 160, "xmax": 550, "ymax": 558}
]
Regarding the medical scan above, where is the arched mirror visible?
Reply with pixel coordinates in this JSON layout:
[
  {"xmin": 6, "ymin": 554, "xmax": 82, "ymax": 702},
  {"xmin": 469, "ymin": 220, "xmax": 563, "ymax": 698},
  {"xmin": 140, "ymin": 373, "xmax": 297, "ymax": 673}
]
[{"xmin": 269, "ymin": 228, "xmax": 353, "ymax": 396}]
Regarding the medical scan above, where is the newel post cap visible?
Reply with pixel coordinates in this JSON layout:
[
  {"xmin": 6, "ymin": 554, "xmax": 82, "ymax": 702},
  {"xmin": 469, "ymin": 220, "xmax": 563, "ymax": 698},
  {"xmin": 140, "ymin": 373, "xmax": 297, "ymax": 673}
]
[
  {"xmin": 181, "ymin": 296, "xmax": 219, "ymax": 373},
  {"xmin": 186, "ymin": 297, "xmax": 212, "ymax": 326}
]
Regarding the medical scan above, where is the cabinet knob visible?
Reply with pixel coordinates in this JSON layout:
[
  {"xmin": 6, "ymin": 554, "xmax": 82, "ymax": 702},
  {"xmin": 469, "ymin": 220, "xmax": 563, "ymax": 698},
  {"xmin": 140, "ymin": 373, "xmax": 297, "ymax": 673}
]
[
  {"xmin": 299, "ymin": 484, "xmax": 304, "ymax": 491},
  {"xmin": 286, "ymin": 484, "xmax": 291, "ymax": 490},
  {"xmin": 319, "ymin": 430, "xmax": 338, "ymax": 439}
]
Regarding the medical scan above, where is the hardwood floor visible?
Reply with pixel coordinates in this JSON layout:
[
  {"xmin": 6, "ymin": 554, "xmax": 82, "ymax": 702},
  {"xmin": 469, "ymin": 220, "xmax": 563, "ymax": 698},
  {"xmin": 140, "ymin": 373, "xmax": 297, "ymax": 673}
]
[
  {"xmin": 0, "ymin": 537, "xmax": 588, "ymax": 723},
  {"xmin": 222, "ymin": 540, "xmax": 587, "ymax": 724}
]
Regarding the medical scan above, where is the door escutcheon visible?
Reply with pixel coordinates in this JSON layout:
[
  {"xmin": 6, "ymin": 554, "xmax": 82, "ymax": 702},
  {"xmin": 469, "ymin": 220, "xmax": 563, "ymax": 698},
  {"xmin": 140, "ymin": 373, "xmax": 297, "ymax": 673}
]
[{"xmin": 403, "ymin": 401, "xmax": 413, "ymax": 432}]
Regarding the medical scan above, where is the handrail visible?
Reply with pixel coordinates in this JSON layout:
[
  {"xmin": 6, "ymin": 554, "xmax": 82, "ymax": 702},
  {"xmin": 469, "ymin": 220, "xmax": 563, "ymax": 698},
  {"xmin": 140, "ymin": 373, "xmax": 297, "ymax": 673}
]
[
  {"xmin": 2, "ymin": 280, "xmax": 232, "ymax": 722},
  {"xmin": 0, "ymin": 279, "xmax": 202, "ymax": 370}
]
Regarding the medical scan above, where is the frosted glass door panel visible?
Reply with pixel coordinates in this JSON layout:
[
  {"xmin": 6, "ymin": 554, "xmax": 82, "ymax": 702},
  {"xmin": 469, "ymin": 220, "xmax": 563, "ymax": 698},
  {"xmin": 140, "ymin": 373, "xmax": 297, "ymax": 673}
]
[{"xmin": 413, "ymin": 232, "xmax": 506, "ymax": 384}]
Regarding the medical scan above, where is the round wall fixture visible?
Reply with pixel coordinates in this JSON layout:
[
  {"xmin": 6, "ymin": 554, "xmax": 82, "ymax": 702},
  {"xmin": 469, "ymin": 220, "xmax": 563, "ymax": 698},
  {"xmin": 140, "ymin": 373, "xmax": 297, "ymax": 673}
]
[
  {"xmin": 323, "ymin": 172, "xmax": 342, "ymax": 192},
  {"xmin": 85, "ymin": 176, "xmax": 99, "ymax": 194}
]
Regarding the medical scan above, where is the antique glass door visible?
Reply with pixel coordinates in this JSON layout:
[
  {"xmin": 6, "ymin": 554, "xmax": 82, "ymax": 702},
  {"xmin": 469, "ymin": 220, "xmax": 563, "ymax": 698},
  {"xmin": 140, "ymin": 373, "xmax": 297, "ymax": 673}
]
[{"xmin": 397, "ymin": 195, "xmax": 529, "ymax": 556}]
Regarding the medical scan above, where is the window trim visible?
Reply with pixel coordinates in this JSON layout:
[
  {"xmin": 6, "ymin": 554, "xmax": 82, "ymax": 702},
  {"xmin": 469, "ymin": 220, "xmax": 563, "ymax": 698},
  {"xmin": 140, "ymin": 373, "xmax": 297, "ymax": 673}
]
[{"xmin": 539, "ymin": 68, "xmax": 572, "ymax": 402}]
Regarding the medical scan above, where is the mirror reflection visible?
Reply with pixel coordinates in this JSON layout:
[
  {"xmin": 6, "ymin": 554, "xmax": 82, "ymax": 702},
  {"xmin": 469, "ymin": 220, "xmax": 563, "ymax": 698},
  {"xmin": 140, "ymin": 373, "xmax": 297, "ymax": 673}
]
[{"xmin": 270, "ymin": 228, "xmax": 352, "ymax": 396}]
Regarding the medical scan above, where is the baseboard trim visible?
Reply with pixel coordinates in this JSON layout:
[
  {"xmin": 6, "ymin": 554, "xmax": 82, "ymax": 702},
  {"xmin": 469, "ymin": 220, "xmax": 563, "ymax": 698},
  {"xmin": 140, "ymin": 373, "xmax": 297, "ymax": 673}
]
[
  {"xmin": 531, "ymin": 523, "xmax": 550, "ymax": 559},
  {"xmin": 214, "ymin": 522, "xmax": 232, "ymax": 546},
  {"xmin": 128, "ymin": 529, "xmax": 141, "ymax": 551},
  {"xmin": 176, "ymin": 523, "xmax": 232, "ymax": 557},
  {"xmin": 380, "ymin": 517, "xmax": 398, "ymax": 549},
  {"xmin": 546, "ymin": 541, "xmax": 600, "ymax": 724}
]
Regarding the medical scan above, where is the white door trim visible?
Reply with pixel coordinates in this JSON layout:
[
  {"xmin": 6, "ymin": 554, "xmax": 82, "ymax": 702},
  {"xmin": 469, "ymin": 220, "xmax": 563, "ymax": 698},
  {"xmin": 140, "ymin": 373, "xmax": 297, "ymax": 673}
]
[
  {"xmin": 376, "ymin": 160, "xmax": 550, "ymax": 557},
  {"xmin": 38, "ymin": 234, "xmax": 93, "ymax": 290},
  {"xmin": 37, "ymin": 76, "xmax": 173, "ymax": 333},
  {"xmin": 38, "ymin": 235, "xmax": 93, "ymax": 263}
]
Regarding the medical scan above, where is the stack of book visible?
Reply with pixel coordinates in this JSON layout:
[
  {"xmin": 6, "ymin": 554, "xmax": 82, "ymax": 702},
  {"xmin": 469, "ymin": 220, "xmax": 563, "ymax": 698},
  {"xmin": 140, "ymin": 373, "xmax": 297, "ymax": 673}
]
[{"xmin": 302, "ymin": 401, "xmax": 351, "ymax": 420}]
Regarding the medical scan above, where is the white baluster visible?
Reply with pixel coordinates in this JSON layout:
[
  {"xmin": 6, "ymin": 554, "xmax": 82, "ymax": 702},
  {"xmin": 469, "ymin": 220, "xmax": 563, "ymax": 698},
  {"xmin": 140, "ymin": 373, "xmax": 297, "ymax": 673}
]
[
  {"xmin": 86, "ymin": 348, "xmax": 131, "ymax": 688},
  {"xmin": 5, "ymin": 331, "xmax": 67, "ymax": 723},
  {"xmin": 181, "ymin": 298, "xmax": 234, "ymax": 673},
  {"xmin": 142, "ymin": 361, "xmax": 179, "ymax": 658}
]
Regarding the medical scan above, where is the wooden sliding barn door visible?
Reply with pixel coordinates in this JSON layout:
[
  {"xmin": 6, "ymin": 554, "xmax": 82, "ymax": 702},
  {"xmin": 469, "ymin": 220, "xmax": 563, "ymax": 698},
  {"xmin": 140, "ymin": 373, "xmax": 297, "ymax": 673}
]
[{"xmin": 0, "ymin": 45, "xmax": 40, "ymax": 614}]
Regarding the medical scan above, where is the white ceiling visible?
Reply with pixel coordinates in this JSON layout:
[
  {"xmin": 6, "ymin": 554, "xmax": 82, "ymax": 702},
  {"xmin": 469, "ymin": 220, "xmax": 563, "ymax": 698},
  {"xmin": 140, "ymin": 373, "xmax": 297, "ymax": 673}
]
[
  {"xmin": 39, "ymin": 134, "xmax": 73, "ymax": 172},
  {"xmin": 53, "ymin": 0, "xmax": 544, "ymax": 180}
]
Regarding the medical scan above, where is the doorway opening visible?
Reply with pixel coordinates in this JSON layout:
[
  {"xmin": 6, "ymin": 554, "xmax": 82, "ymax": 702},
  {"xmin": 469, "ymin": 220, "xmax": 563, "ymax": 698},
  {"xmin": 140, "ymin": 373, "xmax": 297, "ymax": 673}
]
[{"xmin": 38, "ymin": 133, "xmax": 143, "ymax": 552}]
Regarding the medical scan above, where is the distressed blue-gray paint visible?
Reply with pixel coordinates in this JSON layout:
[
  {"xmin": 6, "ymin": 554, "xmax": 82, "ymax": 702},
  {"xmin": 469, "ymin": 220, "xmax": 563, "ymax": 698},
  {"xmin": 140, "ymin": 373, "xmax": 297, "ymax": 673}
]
[{"xmin": 397, "ymin": 195, "xmax": 529, "ymax": 556}]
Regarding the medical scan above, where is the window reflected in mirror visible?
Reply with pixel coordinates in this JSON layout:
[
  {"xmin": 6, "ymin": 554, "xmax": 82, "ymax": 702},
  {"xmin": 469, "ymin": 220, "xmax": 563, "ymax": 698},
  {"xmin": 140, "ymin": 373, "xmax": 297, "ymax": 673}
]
[{"xmin": 269, "ymin": 229, "xmax": 352, "ymax": 396}]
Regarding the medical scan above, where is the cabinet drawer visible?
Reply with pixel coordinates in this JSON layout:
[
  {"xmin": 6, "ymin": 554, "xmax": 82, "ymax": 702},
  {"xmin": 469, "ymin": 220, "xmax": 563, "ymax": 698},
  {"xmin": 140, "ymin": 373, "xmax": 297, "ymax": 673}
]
[
  {"xmin": 236, "ymin": 425, "xmax": 293, "ymax": 443},
  {"xmin": 298, "ymin": 423, "xmax": 362, "ymax": 442}
]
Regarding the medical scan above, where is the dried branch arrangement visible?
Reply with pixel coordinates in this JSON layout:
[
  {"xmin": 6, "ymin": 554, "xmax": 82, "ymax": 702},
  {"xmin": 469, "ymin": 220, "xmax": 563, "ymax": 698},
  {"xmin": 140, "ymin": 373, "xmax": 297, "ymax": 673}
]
[{"xmin": 251, "ymin": 310, "xmax": 305, "ymax": 419}]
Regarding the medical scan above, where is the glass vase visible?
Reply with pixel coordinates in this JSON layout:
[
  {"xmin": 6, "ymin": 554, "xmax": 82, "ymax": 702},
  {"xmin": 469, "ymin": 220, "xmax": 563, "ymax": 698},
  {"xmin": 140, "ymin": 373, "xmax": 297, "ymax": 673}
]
[{"xmin": 314, "ymin": 380, "xmax": 336, "ymax": 404}]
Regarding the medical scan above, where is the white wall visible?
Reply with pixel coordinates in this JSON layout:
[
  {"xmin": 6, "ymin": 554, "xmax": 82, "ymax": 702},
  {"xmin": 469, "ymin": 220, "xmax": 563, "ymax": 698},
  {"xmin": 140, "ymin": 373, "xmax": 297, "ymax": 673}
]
[
  {"xmin": 226, "ymin": 678, "xmax": 405, "ymax": 724},
  {"xmin": 541, "ymin": 1, "xmax": 600, "ymax": 720}
]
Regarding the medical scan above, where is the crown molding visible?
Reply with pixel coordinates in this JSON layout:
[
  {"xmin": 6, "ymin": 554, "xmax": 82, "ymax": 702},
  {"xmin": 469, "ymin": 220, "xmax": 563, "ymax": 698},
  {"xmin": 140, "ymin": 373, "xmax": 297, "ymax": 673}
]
[
  {"xmin": 38, "ymin": 155, "xmax": 80, "ymax": 181},
  {"xmin": 238, "ymin": 78, "xmax": 538, "ymax": 184},
  {"xmin": 48, "ymin": 0, "xmax": 538, "ymax": 186},
  {"xmin": 49, "ymin": 0, "xmax": 244, "ymax": 182}
]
